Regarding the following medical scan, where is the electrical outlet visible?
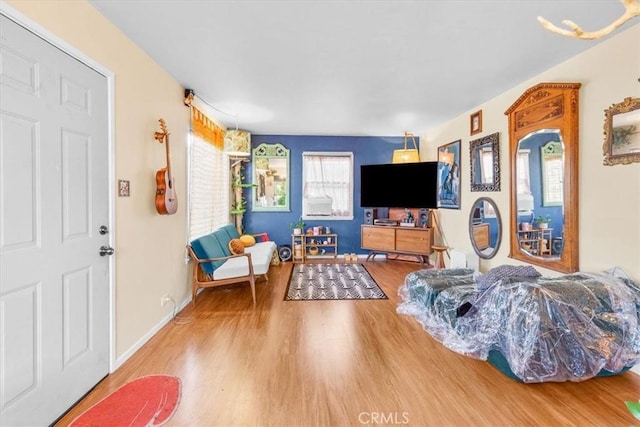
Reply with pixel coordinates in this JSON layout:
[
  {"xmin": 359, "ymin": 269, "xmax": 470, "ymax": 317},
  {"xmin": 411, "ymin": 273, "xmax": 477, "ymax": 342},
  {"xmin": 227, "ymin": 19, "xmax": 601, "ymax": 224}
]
[{"xmin": 160, "ymin": 294, "xmax": 171, "ymax": 307}]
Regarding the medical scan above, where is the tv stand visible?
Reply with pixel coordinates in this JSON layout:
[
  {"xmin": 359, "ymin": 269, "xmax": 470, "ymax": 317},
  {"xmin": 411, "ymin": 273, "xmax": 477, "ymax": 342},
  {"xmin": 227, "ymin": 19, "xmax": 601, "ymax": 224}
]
[{"xmin": 361, "ymin": 225, "xmax": 434, "ymax": 268}]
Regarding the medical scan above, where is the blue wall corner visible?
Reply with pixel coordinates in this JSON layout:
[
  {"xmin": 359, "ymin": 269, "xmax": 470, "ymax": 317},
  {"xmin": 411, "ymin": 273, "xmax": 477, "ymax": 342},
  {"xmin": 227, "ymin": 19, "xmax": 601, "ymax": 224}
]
[{"xmin": 242, "ymin": 134, "xmax": 412, "ymax": 254}]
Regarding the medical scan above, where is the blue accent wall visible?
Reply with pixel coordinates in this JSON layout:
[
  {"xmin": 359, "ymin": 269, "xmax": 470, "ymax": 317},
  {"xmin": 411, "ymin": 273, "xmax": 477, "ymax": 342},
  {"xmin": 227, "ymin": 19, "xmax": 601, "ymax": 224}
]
[
  {"xmin": 519, "ymin": 131, "xmax": 563, "ymax": 241},
  {"xmin": 486, "ymin": 217, "xmax": 499, "ymax": 248},
  {"xmin": 243, "ymin": 135, "xmax": 410, "ymax": 254}
]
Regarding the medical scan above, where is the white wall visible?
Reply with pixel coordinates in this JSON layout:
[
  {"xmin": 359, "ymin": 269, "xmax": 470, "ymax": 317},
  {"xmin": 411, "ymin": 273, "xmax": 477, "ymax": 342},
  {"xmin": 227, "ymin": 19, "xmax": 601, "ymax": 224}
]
[{"xmin": 422, "ymin": 24, "xmax": 640, "ymax": 281}]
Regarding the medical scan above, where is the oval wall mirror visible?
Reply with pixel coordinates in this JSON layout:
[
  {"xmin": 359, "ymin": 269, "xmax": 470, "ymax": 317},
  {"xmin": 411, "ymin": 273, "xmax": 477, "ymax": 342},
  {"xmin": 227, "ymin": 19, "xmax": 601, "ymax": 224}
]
[
  {"xmin": 468, "ymin": 197, "xmax": 502, "ymax": 259},
  {"xmin": 505, "ymin": 82, "xmax": 581, "ymax": 273}
]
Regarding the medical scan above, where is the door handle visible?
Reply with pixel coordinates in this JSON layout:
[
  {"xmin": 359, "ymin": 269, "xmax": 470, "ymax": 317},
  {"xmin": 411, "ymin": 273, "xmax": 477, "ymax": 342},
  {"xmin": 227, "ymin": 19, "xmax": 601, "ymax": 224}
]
[{"xmin": 99, "ymin": 246, "xmax": 115, "ymax": 256}]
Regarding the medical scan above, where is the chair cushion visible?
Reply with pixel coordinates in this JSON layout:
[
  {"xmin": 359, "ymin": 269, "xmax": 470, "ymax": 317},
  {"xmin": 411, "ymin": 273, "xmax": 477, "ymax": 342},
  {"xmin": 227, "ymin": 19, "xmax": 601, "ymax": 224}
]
[
  {"xmin": 213, "ymin": 254, "xmax": 251, "ymax": 280},
  {"xmin": 190, "ymin": 233, "xmax": 227, "ymax": 275},
  {"xmin": 220, "ymin": 224, "xmax": 241, "ymax": 241},
  {"xmin": 245, "ymin": 241, "xmax": 277, "ymax": 275},
  {"xmin": 228, "ymin": 239, "xmax": 245, "ymax": 255},
  {"xmin": 213, "ymin": 229, "xmax": 232, "ymax": 257},
  {"xmin": 240, "ymin": 234, "xmax": 256, "ymax": 247}
]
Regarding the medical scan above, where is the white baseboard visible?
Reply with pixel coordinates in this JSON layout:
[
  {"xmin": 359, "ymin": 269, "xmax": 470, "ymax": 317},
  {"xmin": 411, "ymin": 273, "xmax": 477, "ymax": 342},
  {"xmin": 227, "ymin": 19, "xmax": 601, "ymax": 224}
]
[
  {"xmin": 632, "ymin": 365, "xmax": 640, "ymax": 375},
  {"xmin": 112, "ymin": 296, "xmax": 191, "ymax": 371}
]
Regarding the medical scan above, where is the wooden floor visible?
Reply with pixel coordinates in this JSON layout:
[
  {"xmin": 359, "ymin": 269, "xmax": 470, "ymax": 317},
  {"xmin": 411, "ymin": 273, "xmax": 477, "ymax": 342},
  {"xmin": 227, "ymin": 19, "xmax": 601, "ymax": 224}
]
[{"xmin": 57, "ymin": 261, "xmax": 640, "ymax": 426}]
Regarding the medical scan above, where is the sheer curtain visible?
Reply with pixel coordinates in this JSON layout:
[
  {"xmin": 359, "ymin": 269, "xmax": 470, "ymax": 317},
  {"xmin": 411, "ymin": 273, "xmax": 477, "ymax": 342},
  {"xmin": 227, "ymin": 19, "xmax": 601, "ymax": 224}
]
[
  {"xmin": 302, "ymin": 152, "xmax": 353, "ymax": 218},
  {"xmin": 187, "ymin": 106, "xmax": 229, "ymax": 241},
  {"xmin": 542, "ymin": 156, "xmax": 563, "ymax": 205}
]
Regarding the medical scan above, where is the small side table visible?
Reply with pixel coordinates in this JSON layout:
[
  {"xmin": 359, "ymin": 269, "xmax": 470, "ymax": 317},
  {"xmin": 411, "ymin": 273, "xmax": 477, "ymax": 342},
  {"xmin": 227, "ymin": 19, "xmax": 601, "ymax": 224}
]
[{"xmin": 432, "ymin": 245, "xmax": 448, "ymax": 269}]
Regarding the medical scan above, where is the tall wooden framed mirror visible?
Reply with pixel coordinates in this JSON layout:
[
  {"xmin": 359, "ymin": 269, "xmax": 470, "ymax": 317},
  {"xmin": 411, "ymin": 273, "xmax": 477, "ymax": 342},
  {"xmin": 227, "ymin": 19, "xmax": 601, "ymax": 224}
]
[{"xmin": 505, "ymin": 82, "xmax": 581, "ymax": 273}]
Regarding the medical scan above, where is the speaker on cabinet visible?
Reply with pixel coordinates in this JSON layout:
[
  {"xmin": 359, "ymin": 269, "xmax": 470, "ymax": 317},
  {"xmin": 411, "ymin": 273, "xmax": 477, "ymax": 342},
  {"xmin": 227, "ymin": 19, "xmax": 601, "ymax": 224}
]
[
  {"xmin": 278, "ymin": 245, "xmax": 292, "ymax": 262},
  {"xmin": 364, "ymin": 208, "xmax": 378, "ymax": 224},
  {"xmin": 418, "ymin": 209, "xmax": 430, "ymax": 228}
]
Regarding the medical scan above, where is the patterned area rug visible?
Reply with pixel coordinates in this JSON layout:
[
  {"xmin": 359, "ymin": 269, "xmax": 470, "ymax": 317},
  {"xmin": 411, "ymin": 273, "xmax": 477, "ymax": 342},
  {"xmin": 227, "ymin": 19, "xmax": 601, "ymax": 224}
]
[{"xmin": 285, "ymin": 263, "xmax": 387, "ymax": 300}]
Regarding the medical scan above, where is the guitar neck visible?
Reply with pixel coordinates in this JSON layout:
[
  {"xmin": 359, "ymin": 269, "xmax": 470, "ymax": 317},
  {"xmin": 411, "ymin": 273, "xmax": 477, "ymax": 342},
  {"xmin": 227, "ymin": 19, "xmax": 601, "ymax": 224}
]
[{"xmin": 164, "ymin": 133, "xmax": 172, "ymax": 181}]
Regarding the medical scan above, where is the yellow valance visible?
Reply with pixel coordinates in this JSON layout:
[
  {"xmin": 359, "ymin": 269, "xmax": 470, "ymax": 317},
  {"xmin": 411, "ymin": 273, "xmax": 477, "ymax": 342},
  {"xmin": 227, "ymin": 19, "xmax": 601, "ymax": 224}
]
[{"xmin": 191, "ymin": 106, "xmax": 224, "ymax": 149}]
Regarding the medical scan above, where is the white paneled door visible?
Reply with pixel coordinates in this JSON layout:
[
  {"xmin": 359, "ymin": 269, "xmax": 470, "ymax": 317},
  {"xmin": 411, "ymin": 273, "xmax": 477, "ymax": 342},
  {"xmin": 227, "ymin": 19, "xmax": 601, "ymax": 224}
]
[{"xmin": 0, "ymin": 15, "xmax": 110, "ymax": 426}]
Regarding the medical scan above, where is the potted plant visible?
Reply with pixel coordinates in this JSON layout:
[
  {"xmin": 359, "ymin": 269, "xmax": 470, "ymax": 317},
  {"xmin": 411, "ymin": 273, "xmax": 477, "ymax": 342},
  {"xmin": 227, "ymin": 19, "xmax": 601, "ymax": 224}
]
[
  {"xmin": 535, "ymin": 215, "xmax": 551, "ymax": 229},
  {"xmin": 289, "ymin": 218, "xmax": 305, "ymax": 235}
]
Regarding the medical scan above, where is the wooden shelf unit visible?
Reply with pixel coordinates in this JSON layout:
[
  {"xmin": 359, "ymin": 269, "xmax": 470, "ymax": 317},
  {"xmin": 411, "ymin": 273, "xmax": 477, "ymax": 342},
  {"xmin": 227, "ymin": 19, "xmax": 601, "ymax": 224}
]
[
  {"xmin": 291, "ymin": 233, "xmax": 338, "ymax": 263},
  {"xmin": 361, "ymin": 225, "xmax": 434, "ymax": 267},
  {"xmin": 517, "ymin": 228, "xmax": 553, "ymax": 256}
]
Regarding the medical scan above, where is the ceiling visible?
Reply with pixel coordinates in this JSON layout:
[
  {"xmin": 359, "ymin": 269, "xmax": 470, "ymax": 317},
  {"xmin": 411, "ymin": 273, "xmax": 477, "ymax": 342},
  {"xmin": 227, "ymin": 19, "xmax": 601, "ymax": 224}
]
[{"xmin": 89, "ymin": 0, "xmax": 637, "ymax": 136}]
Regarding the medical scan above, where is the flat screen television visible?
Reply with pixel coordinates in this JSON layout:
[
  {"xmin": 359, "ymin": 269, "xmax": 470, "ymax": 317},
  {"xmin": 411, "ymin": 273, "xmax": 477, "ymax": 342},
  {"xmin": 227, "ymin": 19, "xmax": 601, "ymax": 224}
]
[{"xmin": 360, "ymin": 162, "xmax": 438, "ymax": 208}]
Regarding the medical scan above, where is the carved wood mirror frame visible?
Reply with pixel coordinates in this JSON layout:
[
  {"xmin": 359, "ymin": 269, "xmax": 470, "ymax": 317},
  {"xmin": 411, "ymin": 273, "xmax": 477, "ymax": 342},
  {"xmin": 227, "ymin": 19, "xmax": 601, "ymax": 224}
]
[{"xmin": 505, "ymin": 82, "xmax": 581, "ymax": 273}]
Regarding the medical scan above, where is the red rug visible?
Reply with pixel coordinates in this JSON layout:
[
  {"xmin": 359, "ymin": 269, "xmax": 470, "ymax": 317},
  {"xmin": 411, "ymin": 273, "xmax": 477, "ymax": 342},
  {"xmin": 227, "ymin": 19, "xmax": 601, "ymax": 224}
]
[{"xmin": 69, "ymin": 374, "xmax": 181, "ymax": 427}]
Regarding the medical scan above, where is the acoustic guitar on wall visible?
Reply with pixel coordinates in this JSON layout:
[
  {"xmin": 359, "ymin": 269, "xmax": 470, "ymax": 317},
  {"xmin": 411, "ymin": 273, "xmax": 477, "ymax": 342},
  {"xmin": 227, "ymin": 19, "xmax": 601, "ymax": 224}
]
[{"xmin": 154, "ymin": 118, "xmax": 178, "ymax": 215}]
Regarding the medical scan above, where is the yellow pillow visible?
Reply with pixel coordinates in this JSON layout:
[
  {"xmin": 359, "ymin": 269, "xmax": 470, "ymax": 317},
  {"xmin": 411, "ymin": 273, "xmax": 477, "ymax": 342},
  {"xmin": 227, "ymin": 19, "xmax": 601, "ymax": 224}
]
[
  {"xmin": 239, "ymin": 234, "xmax": 256, "ymax": 247},
  {"xmin": 228, "ymin": 239, "xmax": 245, "ymax": 254}
]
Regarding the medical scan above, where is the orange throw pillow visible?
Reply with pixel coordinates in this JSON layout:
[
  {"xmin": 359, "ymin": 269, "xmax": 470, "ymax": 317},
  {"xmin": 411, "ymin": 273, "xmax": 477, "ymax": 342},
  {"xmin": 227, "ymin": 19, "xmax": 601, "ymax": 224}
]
[{"xmin": 228, "ymin": 239, "xmax": 245, "ymax": 255}]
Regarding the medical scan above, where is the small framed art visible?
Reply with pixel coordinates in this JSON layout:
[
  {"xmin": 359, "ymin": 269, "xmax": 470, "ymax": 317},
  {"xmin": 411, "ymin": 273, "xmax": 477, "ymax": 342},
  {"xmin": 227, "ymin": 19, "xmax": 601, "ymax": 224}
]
[{"xmin": 470, "ymin": 110, "xmax": 482, "ymax": 136}]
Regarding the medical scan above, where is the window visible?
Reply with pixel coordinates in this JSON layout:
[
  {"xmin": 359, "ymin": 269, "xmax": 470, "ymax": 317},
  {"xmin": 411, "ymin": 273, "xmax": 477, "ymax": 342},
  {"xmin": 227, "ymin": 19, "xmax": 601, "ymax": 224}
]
[
  {"xmin": 516, "ymin": 149, "xmax": 531, "ymax": 195},
  {"xmin": 516, "ymin": 149, "xmax": 534, "ymax": 214},
  {"xmin": 187, "ymin": 132, "xmax": 229, "ymax": 240},
  {"xmin": 480, "ymin": 147, "xmax": 494, "ymax": 183},
  {"xmin": 302, "ymin": 152, "xmax": 353, "ymax": 220},
  {"xmin": 540, "ymin": 141, "xmax": 563, "ymax": 206}
]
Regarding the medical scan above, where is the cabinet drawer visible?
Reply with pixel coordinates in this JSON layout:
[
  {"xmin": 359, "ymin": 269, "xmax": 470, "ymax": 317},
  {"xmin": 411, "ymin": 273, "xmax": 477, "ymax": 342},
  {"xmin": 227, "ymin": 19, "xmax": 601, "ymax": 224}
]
[
  {"xmin": 396, "ymin": 228, "xmax": 432, "ymax": 253},
  {"xmin": 362, "ymin": 226, "xmax": 395, "ymax": 250},
  {"xmin": 472, "ymin": 223, "xmax": 490, "ymax": 250}
]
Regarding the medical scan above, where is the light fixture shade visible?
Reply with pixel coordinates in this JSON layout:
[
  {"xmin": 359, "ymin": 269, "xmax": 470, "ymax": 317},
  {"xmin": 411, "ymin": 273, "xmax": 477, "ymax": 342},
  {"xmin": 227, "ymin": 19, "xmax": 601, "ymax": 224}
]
[
  {"xmin": 224, "ymin": 129, "xmax": 251, "ymax": 157},
  {"xmin": 392, "ymin": 149, "xmax": 420, "ymax": 163},
  {"xmin": 392, "ymin": 131, "xmax": 420, "ymax": 163}
]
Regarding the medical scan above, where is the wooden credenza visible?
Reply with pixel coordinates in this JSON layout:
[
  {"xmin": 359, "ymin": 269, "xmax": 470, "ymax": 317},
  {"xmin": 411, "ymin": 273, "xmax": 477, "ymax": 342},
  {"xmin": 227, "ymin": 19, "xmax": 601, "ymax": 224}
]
[{"xmin": 361, "ymin": 225, "xmax": 434, "ymax": 267}]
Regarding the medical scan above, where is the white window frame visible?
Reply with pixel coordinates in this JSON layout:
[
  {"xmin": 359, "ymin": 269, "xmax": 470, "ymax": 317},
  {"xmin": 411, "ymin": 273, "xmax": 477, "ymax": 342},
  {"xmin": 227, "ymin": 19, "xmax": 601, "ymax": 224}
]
[
  {"xmin": 541, "ymin": 141, "xmax": 563, "ymax": 207},
  {"xmin": 301, "ymin": 151, "xmax": 354, "ymax": 220}
]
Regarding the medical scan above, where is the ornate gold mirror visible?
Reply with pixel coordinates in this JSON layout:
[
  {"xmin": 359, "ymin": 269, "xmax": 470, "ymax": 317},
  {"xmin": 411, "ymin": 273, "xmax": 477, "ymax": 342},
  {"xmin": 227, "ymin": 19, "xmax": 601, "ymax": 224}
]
[
  {"xmin": 252, "ymin": 143, "xmax": 290, "ymax": 212},
  {"xmin": 602, "ymin": 97, "xmax": 640, "ymax": 166},
  {"xmin": 469, "ymin": 197, "xmax": 502, "ymax": 259},
  {"xmin": 505, "ymin": 82, "xmax": 581, "ymax": 273}
]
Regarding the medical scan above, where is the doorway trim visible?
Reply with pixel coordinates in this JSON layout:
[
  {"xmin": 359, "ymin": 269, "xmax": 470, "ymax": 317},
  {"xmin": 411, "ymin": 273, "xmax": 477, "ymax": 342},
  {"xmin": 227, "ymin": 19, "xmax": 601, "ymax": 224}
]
[{"xmin": 1, "ymin": 1, "xmax": 117, "ymax": 373}]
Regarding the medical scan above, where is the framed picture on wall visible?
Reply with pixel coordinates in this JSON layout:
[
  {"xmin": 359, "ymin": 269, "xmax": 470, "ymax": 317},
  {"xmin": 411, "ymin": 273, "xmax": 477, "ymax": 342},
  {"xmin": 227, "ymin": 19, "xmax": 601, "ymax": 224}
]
[
  {"xmin": 602, "ymin": 96, "xmax": 640, "ymax": 165},
  {"xmin": 437, "ymin": 139, "xmax": 461, "ymax": 209},
  {"xmin": 470, "ymin": 110, "xmax": 482, "ymax": 136}
]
